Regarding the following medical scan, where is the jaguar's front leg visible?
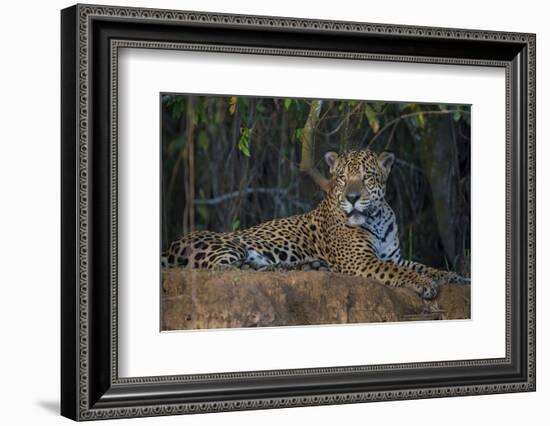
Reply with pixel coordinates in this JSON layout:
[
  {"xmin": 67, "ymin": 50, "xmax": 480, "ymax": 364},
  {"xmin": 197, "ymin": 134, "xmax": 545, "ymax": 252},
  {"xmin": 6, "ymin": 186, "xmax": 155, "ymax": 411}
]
[
  {"xmin": 429, "ymin": 269, "xmax": 470, "ymax": 285},
  {"xmin": 398, "ymin": 259, "xmax": 470, "ymax": 284},
  {"xmin": 345, "ymin": 257, "xmax": 440, "ymax": 299}
]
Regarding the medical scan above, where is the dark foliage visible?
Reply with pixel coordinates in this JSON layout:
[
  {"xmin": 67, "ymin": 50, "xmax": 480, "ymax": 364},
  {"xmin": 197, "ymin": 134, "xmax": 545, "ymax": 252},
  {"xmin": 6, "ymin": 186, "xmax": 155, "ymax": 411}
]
[{"xmin": 161, "ymin": 95, "xmax": 471, "ymax": 274}]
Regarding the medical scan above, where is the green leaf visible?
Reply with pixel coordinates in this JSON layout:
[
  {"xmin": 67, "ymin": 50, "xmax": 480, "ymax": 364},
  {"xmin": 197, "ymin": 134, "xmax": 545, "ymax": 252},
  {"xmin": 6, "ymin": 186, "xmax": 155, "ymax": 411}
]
[
  {"xmin": 197, "ymin": 205, "xmax": 208, "ymax": 222},
  {"xmin": 167, "ymin": 136, "xmax": 185, "ymax": 156},
  {"xmin": 416, "ymin": 112, "xmax": 425, "ymax": 129},
  {"xmin": 197, "ymin": 189, "xmax": 208, "ymax": 221},
  {"xmin": 372, "ymin": 102, "xmax": 384, "ymax": 113},
  {"xmin": 171, "ymin": 98, "xmax": 185, "ymax": 120},
  {"xmin": 364, "ymin": 104, "xmax": 380, "ymax": 133},
  {"xmin": 294, "ymin": 128, "xmax": 304, "ymax": 142},
  {"xmin": 453, "ymin": 110, "xmax": 461, "ymax": 122},
  {"xmin": 228, "ymin": 96, "xmax": 238, "ymax": 115},
  {"xmin": 238, "ymin": 127, "xmax": 251, "ymax": 157},
  {"xmin": 231, "ymin": 219, "xmax": 240, "ymax": 231},
  {"xmin": 283, "ymin": 98, "xmax": 292, "ymax": 111},
  {"xmin": 198, "ymin": 130, "xmax": 209, "ymax": 151},
  {"xmin": 255, "ymin": 102, "xmax": 266, "ymax": 113}
]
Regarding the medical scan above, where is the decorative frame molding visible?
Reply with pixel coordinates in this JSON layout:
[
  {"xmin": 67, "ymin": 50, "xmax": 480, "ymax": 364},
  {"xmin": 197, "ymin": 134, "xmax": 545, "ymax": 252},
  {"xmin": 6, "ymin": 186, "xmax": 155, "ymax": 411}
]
[{"xmin": 61, "ymin": 3, "xmax": 535, "ymax": 421}]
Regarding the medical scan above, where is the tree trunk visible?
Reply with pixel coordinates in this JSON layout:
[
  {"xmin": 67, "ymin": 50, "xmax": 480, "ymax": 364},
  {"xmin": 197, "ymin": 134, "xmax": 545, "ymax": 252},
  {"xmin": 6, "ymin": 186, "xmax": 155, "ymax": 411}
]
[{"xmin": 299, "ymin": 100, "xmax": 329, "ymax": 192}]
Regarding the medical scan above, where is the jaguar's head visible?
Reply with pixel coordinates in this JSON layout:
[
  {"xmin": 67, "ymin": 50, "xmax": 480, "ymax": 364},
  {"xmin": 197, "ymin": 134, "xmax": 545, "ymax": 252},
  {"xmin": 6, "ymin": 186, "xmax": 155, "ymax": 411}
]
[{"xmin": 324, "ymin": 149, "xmax": 394, "ymax": 227}]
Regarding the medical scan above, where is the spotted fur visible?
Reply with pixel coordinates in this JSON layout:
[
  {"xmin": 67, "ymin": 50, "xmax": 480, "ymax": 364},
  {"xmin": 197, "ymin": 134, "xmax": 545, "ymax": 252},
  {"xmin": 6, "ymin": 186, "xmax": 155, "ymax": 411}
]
[{"xmin": 162, "ymin": 149, "xmax": 467, "ymax": 299}]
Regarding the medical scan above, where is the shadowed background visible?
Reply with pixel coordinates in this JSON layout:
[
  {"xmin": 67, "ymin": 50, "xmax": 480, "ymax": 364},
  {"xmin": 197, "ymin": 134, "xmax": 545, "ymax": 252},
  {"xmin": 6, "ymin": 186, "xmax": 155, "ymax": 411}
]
[{"xmin": 161, "ymin": 95, "xmax": 471, "ymax": 275}]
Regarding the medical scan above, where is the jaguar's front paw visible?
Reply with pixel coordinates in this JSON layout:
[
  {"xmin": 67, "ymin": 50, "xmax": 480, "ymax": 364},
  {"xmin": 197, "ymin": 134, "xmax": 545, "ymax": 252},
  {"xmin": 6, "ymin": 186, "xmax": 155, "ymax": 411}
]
[
  {"xmin": 445, "ymin": 272, "xmax": 471, "ymax": 285},
  {"xmin": 454, "ymin": 275, "xmax": 471, "ymax": 285},
  {"xmin": 414, "ymin": 277, "xmax": 440, "ymax": 300}
]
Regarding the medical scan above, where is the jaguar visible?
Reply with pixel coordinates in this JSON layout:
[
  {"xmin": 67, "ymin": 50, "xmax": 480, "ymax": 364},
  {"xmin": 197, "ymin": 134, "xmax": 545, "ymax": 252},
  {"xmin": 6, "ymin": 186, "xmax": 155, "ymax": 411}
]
[{"xmin": 162, "ymin": 149, "xmax": 467, "ymax": 298}]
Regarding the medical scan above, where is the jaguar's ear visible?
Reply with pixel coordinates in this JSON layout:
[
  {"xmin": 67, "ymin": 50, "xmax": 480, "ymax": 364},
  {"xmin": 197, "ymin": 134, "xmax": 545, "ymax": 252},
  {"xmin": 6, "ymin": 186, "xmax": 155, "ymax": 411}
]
[
  {"xmin": 324, "ymin": 151, "xmax": 339, "ymax": 174},
  {"xmin": 378, "ymin": 152, "xmax": 395, "ymax": 177}
]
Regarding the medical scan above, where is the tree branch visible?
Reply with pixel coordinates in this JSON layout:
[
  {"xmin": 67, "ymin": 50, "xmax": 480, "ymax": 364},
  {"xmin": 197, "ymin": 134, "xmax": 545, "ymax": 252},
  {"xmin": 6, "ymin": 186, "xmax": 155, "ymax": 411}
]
[
  {"xmin": 368, "ymin": 109, "xmax": 469, "ymax": 148},
  {"xmin": 299, "ymin": 100, "xmax": 329, "ymax": 192},
  {"xmin": 194, "ymin": 187, "xmax": 291, "ymax": 206}
]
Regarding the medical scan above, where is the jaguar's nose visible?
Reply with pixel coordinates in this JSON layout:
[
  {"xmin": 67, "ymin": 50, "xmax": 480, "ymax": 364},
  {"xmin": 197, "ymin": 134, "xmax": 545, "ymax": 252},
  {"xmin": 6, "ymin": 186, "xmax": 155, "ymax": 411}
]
[{"xmin": 345, "ymin": 192, "xmax": 360, "ymax": 205}]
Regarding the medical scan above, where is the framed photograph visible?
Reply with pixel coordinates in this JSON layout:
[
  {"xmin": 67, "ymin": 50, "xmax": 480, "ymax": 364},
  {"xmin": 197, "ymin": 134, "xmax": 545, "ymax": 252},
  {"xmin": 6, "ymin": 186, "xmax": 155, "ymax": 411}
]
[
  {"xmin": 61, "ymin": 4, "xmax": 536, "ymax": 421},
  {"xmin": 159, "ymin": 94, "xmax": 473, "ymax": 331}
]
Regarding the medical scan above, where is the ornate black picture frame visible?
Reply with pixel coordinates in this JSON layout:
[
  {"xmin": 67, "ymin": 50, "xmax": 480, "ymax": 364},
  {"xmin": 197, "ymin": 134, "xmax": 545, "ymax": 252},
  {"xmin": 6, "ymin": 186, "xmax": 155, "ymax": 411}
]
[{"xmin": 61, "ymin": 4, "xmax": 536, "ymax": 421}]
